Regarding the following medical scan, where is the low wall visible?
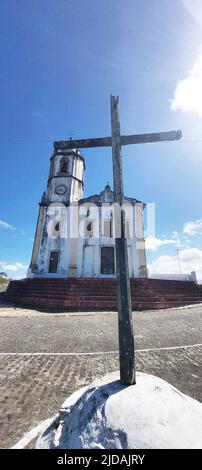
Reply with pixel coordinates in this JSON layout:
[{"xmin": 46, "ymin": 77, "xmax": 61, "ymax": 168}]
[{"xmin": 149, "ymin": 271, "xmax": 197, "ymax": 284}]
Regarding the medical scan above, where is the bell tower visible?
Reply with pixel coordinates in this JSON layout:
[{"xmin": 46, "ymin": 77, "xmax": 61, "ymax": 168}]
[
  {"xmin": 46, "ymin": 148, "xmax": 85, "ymax": 204},
  {"xmin": 28, "ymin": 146, "xmax": 85, "ymax": 276}
]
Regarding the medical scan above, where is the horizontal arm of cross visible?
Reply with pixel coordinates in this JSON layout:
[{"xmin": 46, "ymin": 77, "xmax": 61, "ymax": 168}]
[{"xmin": 54, "ymin": 130, "xmax": 182, "ymax": 151}]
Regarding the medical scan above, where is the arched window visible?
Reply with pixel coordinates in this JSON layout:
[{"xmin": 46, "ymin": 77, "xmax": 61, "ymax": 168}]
[
  {"xmin": 60, "ymin": 158, "xmax": 68, "ymax": 174},
  {"xmin": 85, "ymin": 220, "xmax": 93, "ymax": 237}
]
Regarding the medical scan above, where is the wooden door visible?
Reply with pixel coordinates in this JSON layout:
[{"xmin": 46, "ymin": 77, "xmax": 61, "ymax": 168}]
[
  {"xmin": 48, "ymin": 251, "xmax": 59, "ymax": 273},
  {"xmin": 101, "ymin": 247, "xmax": 115, "ymax": 274}
]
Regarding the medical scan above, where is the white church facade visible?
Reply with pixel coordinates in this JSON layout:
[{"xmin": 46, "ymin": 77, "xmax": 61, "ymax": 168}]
[{"xmin": 28, "ymin": 147, "xmax": 147, "ymax": 279}]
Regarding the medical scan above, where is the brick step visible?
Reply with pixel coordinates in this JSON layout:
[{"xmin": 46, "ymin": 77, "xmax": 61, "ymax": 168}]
[
  {"xmin": 7, "ymin": 286, "xmax": 202, "ymax": 296},
  {"xmin": 16, "ymin": 280, "xmax": 117, "ymax": 286},
  {"xmin": 7, "ymin": 296, "xmax": 201, "ymax": 311},
  {"xmin": 10, "ymin": 297, "xmax": 118, "ymax": 309},
  {"xmin": 22, "ymin": 281, "xmax": 196, "ymax": 289},
  {"xmin": 6, "ymin": 286, "xmax": 116, "ymax": 293},
  {"xmin": 7, "ymin": 286, "xmax": 114, "ymax": 294},
  {"xmin": 9, "ymin": 283, "xmax": 198, "ymax": 293},
  {"xmin": 9, "ymin": 284, "xmax": 201, "ymax": 294},
  {"xmin": 8, "ymin": 294, "xmax": 202, "ymax": 306},
  {"xmin": 145, "ymin": 280, "xmax": 195, "ymax": 286},
  {"xmin": 6, "ymin": 290, "xmax": 144, "ymax": 299},
  {"xmin": 6, "ymin": 278, "xmax": 202, "ymax": 311},
  {"xmin": 7, "ymin": 288, "xmax": 202, "ymax": 301},
  {"xmin": 7, "ymin": 287, "xmax": 202, "ymax": 300},
  {"xmin": 24, "ymin": 277, "xmax": 188, "ymax": 282},
  {"xmin": 9, "ymin": 287, "xmax": 199, "ymax": 297},
  {"xmin": 147, "ymin": 292, "xmax": 202, "ymax": 298},
  {"xmin": 7, "ymin": 286, "xmax": 119, "ymax": 293},
  {"xmin": 148, "ymin": 286, "xmax": 198, "ymax": 292},
  {"xmin": 8, "ymin": 293, "xmax": 118, "ymax": 302},
  {"xmin": 7, "ymin": 284, "xmax": 200, "ymax": 294},
  {"xmin": 17, "ymin": 280, "xmax": 197, "ymax": 288},
  {"xmin": 7, "ymin": 288, "xmax": 202, "ymax": 300},
  {"xmin": 10, "ymin": 279, "xmax": 196, "ymax": 288},
  {"xmin": 8, "ymin": 280, "xmax": 198, "ymax": 291}
]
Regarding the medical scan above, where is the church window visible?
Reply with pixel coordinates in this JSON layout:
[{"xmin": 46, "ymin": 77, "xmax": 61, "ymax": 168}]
[
  {"xmin": 125, "ymin": 221, "xmax": 130, "ymax": 238},
  {"xmin": 60, "ymin": 158, "xmax": 68, "ymax": 174},
  {"xmin": 55, "ymin": 222, "xmax": 60, "ymax": 232},
  {"xmin": 85, "ymin": 220, "xmax": 93, "ymax": 237},
  {"xmin": 103, "ymin": 219, "xmax": 113, "ymax": 238}
]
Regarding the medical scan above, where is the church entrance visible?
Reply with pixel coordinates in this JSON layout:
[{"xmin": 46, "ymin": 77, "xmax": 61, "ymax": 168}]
[
  {"xmin": 83, "ymin": 246, "xmax": 94, "ymax": 277},
  {"xmin": 101, "ymin": 247, "xmax": 115, "ymax": 275},
  {"xmin": 48, "ymin": 251, "xmax": 59, "ymax": 273}
]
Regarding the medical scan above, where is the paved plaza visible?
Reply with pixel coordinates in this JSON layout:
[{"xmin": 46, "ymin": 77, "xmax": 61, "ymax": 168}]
[{"xmin": 0, "ymin": 301, "xmax": 201, "ymax": 448}]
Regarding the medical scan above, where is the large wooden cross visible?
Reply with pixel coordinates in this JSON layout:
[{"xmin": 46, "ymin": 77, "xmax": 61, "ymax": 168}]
[{"xmin": 54, "ymin": 96, "xmax": 182, "ymax": 385}]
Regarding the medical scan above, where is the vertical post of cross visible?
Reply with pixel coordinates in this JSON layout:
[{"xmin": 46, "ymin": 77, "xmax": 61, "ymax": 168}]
[{"xmin": 110, "ymin": 95, "xmax": 136, "ymax": 385}]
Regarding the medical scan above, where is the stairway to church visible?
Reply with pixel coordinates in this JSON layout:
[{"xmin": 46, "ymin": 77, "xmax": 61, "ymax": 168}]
[{"xmin": 5, "ymin": 278, "xmax": 202, "ymax": 311}]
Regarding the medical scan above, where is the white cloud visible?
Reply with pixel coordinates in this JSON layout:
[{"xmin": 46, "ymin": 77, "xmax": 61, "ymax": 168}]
[
  {"xmin": 171, "ymin": 231, "xmax": 184, "ymax": 247},
  {"xmin": 170, "ymin": 47, "xmax": 202, "ymax": 117},
  {"xmin": 148, "ymin": 247, "xmax": 202, "ymax": 280},
  {"xmin": 183, "ymin": 219, "xmax": 202, "ymax": 236},
  {"xmin": 148, "ymin": 255, "xmax": 180, "ymax": 275},
  {"xmin": 145, "ymin": 236, "xmax": 176, "ymax": 251},
  {"xmin": 181, "ymin": 0, "xmax": 202, "ymax": 25},
  {"xmin": 0, "ymin": 261, "xmax": 28, "ymax": 273},
  {"xmin": 0, "ymin": 219, "xmax": 15, "ymax": 230}
]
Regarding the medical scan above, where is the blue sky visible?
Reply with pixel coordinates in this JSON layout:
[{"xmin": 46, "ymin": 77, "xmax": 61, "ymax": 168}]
[{"xmin": 0, "ymin": 0, "xmax": 202, "ymax": 279}]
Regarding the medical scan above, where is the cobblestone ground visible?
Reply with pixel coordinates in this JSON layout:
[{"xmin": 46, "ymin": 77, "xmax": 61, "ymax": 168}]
[{"xmin": 0, "ymin": 303, "xmax": 201, "ymax": 448}]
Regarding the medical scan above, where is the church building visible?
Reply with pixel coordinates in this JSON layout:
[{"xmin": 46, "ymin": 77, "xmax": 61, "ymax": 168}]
[
  {"xmin": 7, "ymin": 143, "xmax": 202, "ymax": 311},
  {"xmin": 27, "ymin": 146, "xmax": 147, "ymax": 279}
]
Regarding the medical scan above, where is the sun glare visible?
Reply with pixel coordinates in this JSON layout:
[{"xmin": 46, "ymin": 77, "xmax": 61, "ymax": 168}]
[{"xmin": 182, "ymin": 0, "xmax": 202, "ymax": 25}]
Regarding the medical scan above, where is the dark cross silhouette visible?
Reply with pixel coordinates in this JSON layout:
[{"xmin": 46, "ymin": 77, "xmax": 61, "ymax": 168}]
[{"xmin": 54, "ymin": 96, "xmax": 182, "ymax": 385}]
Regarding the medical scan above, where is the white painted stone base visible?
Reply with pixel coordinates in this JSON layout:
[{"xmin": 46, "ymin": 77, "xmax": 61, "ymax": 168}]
[
  {"xmin": 11, "ymin": 416, "xmax": 57, "ymax": 449},
  {"xmin": 34, "ymin": 372, "xmax": 202, "ymax": 449}
]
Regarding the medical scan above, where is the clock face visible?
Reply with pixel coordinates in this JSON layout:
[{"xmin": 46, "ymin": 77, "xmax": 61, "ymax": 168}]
[{"xmin": 55, "ymin": 184, "xmax": 67, "ymax": 195}]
